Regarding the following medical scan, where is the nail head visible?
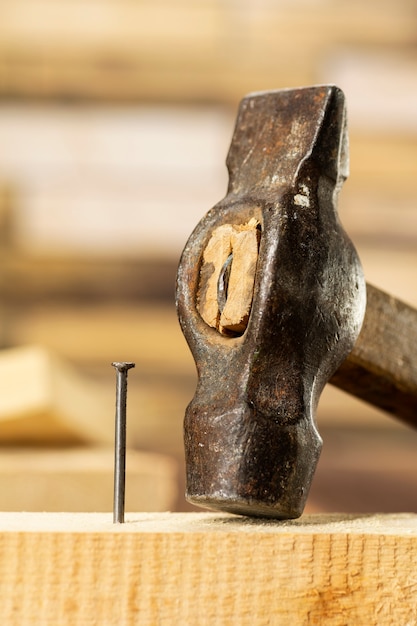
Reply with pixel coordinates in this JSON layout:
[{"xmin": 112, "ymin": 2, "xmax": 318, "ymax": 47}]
[{"xmin": 111, "ymin": 362, "xmax": 135, "ymax": 372}]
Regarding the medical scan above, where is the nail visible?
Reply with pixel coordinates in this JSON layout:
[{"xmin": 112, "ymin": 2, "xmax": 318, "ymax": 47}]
[{"xmin": 111, "ymin": 361, "xmax": 135, "ymax": 523}]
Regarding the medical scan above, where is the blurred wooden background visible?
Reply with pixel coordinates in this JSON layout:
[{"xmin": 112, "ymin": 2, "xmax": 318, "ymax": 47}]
[{"xmin": 0, "ymin": 0, "xmax": 416, "ymax": 514}]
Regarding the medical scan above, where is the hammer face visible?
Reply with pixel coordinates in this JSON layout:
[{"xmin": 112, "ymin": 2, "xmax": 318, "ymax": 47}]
[
  {"xmin": 176, "ymin": 86, "xmax": 366, "ymax": 518},
  {"xmin": 184, "ymin": 402, "xmax": 321, "ymax": 518}
]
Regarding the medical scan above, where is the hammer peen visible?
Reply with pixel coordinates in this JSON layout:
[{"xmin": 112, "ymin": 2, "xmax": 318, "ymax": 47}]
[{"xmin": 176, "ymin": 85, "xmax": 417, "ymax": 519}]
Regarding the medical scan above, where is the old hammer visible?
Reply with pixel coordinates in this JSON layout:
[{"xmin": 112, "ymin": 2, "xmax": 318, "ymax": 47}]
[{"xmin": 176, "ymin": 85, "xmax": 417, "ymax": 519}]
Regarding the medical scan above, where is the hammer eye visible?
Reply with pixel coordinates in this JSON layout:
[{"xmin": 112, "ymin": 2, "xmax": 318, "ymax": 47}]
[{"xmin": 197, "ymin": 218, "xmax": 260, "ymax": 336}]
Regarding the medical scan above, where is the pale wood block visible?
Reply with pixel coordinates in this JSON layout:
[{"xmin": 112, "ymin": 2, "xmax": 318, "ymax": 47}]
[
  {"xmin": 0, "ymin": 512, "xmax": 415, "ymax": 625},
  {"xmin": 0, "ymin": 334, "xmax": 188, "ymax": 455},
  {"xmin": 0, "ymin": 344, "xmax": 115, "ymax": 444},
  {"xmin": 0, "ymin": 343, "xmax": 186, "ymax": 455},
  {"xmin": 0, "ymin": 448, "xmax": 177, "ymax": 512}
]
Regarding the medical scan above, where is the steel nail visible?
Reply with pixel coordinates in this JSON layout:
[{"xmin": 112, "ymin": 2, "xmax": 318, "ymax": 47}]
[{"xmin": 111, "ymin": 361, "xmax": 135, "ymax": 523}]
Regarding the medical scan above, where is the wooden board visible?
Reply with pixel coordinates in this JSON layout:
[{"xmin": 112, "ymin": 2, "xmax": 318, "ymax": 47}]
[
  {"xmin": 0, "ymin": 448, "xmax": 177, "ymax": 512},
  {"xmin": 0, "ymin": 1, "xmax": 415, "ymax": 102},
  {"xmin": 0, "ymin": 110, "xmax": 415, "ymax": 259},
  {"xmin": 0, "ymin": 512, "xmax": 416, "ymax": 625},
  {"xmin": 0, "ymin": 344, "xmax": 116, "ymax": 444}
]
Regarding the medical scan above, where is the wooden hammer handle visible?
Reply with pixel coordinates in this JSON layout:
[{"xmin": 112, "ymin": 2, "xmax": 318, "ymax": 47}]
[{"xmin": 331, "ymin": 283, "xmax": 417, "ymax": 428}]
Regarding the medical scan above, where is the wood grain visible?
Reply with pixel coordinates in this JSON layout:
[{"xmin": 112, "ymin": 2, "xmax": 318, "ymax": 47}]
[
  {"xmin": 197, "ymin": 219, "xmax": 259, "ymax": 334},
  {"xmin": 0, "ymin": 512, "xmax": 415, "ymax": 625},
  {"xmin": 197, "ymin": 223, "xmax": 233, "ymax": 329},
  {"xmin": 219, "ymin": 222, "xmax": 259, "ymax": 334}
]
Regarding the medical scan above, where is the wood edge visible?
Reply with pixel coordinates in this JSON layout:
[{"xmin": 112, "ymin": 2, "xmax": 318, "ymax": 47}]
[{"xmin": 0, "ymin": 511, "xmax": 415, "ymax": 534}]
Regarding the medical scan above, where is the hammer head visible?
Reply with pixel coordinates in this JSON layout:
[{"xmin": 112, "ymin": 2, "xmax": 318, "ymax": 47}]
[{"xmin": 176, "ymin": 86, "xmax": 366, "ymax": 518}]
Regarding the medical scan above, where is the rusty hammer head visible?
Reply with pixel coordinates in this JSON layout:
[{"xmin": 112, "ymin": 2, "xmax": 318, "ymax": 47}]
[{"xmin": 176, "ymin": 86, "xmax": 366, "ymax": 518}]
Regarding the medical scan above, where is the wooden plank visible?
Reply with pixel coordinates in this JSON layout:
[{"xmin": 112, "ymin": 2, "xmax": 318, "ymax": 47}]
[
  {"xmin": 0, "ymin": 345, "xmax": 116, "ymax": 444},
  {"xmin": 0, "ymin": 108, "xmax": 415, "ymax": 259},
  {"xmin": 0, "ymin": 512, "xmax": 415, "ymax": 625},
  {"xmin": 331, "ymin": 283, "xmax": 417, "ymax": 428},
  {"xmin": 0, "ymin": 1, "xmax": 415, "ymax": 102},
  {"xmin": 0, "ymin": 343, "xmax": 187, "ymax": 456},
  {"xmin": 349, "ymin": 134, "xmax": 417, "ymax": 188},
  {"xmin": 0, "ymin": 448, "xmax": 177, "ymax": 513}
]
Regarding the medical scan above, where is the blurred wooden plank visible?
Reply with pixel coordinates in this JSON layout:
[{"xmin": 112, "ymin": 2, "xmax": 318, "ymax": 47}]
[
  {"xmin": 0, "ymin": 345, "xmax": 116, "ymax": 445},
  {"xmin": 0, "ymin": 107, "xmax": 415, "ymax": 257},
  {"xmin": 0, "ymin": 512, "xmax": 415, "ymax": 625},
  {"xmin": 309, "ymin": 425, "xmax": 417, "ymax": 513},
  {"xmin": 0, "ymin": 104, "xmax": 231, "ymax": 257},
  {"xmin": 1, "ymin": 255, "xmax": 178, "ymax": 301},
  {"xmin": 0, "ymin": 1, "xmax": 415, "ymax": 102},
  {"xmin": 9, "ymin": 306, "xmax": 192, "ymax": 374},
  {"xmin": 0, "ymin": 448, "xmax": 177, "ymax": 512},
  {"xmin": 349, "ymin": 134, "xmax": 417, "ymax": 187},
  {"xmin": 9, "ymin": 246, "xmax": 417, "ymax": 369},
  {"xmin": 0, "ymin": 342, "xmax": 187, "ymax": 455}
]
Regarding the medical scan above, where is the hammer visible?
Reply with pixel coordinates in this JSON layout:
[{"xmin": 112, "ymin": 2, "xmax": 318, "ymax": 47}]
[{"xmin": 176, "ymin": 85, "xmax": 417, "ymax": 519}]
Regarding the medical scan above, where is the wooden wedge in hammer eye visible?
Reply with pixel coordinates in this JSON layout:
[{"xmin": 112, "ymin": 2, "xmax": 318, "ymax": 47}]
[{"xmin": 197, "ymin": 218, "xmax": 260, "ymax": 336}]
